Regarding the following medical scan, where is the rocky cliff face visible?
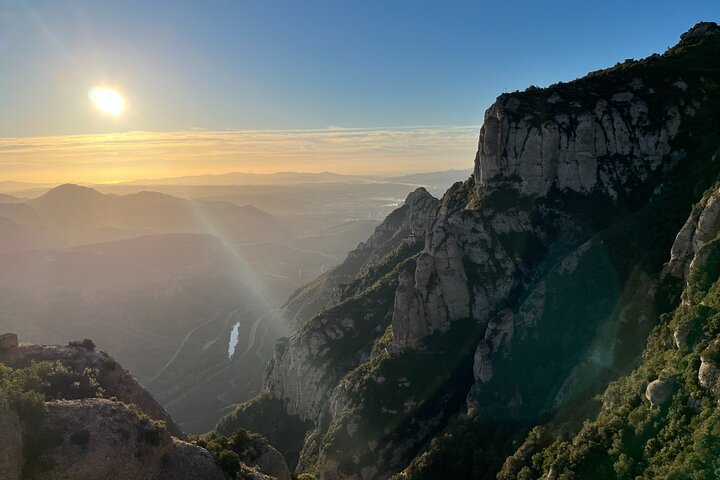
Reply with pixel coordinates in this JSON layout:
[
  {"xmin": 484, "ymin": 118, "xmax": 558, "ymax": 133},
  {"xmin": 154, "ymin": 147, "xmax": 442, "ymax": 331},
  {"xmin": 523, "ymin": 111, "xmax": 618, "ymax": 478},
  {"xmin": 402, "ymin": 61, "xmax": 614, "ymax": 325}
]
[
  {"xmin": 0, "ymin": 342, "xmax": 290, "ymax": 480},
  {"xmin": 256, "ymin": 189, "xmax": 441, "ymax": 424},
  {"xmin": 474, "ymin": 87, "xmax": 681, "ymax": 198},
  {"xmin": 0, "ymin": 343, "xmax": 183, "ymax": 436},
  {"xmin": 496, "ymin": 178, "xmax": 720, "ymax": 479},
  {"xmin": 220, "ymin": 22, "xmax": 720, "ymax": 480},
  {"xmin": 24, "ymin": 398, "xmax": 223, "ymax": 480},
  {"xmin": 284, "ymin": 188, "xmax": 439, "ymax": 326}
]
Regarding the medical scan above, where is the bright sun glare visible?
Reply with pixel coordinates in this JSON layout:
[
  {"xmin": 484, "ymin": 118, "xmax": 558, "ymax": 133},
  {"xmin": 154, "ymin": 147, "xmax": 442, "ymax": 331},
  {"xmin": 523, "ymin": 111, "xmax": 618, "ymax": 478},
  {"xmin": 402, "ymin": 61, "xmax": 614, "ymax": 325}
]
[{"xmin": 89, "ymin": 87, "xmax": 125, "ymax": 116}]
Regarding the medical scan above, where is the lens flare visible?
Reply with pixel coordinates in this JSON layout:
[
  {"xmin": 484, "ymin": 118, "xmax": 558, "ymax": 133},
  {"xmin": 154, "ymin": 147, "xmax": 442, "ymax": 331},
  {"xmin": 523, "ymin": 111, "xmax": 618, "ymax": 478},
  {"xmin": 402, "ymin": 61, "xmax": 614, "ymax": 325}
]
[{"xmin": 89, "ymin": 87, "xmax": 125, "ymax": 116}]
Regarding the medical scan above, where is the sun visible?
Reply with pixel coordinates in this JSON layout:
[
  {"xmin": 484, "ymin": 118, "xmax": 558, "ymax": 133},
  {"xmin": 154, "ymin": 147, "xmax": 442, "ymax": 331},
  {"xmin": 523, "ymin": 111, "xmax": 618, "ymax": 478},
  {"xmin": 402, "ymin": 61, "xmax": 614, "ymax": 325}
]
[{"xmin": 89, "ymin": 87, "xmax": 125, "ymax": 116}]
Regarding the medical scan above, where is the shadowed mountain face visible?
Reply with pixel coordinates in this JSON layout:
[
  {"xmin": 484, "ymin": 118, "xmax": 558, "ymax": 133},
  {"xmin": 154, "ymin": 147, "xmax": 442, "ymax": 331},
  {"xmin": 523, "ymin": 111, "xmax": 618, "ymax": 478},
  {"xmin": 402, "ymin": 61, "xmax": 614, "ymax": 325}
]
[{"xmin": 217, "ymin": 22, "xmax": 720, "ymax": 479}]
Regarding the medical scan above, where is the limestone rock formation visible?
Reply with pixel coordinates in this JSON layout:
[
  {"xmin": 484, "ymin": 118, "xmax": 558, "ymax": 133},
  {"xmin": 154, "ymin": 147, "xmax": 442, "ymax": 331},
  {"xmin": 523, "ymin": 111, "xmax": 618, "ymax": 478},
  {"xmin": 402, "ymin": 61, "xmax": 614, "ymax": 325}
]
[
  {"xmin": 472, "ymin": 310, "xmax": 515, "ymax": 384},
  {"xmin": 0, "ymin": 343, "xmax": 291, "ymax": 480},
  {"xmin": 474, "ymin": 94, "xmax": 681, "ymax": 197},
  {"xmin": 161, "ymin": 439, "xmax": 230, "ymax": 480},
  {"xmin": 284, "ymin": 187, "xmax": 439, "ymax": 326},
  {"xmin": 666, "ymin": 186, "xmax": 720, "ymax": 279},
  {"xmin": 246, "ymin": 444, "xmax": 291, "ymax": 480},
  {"xmin": 473, "ymin": 341, "xmax": 493, "ymax": 384},
  {"xmin": 645, "ymin": 379, "xmax": 674, "ymax": 407},
  {"xmin": 698, "ymin": 357, "xmax": 720, "ymax": 395},
  {"xmin": 0, "ymin": 342, "xmax": 182, "ymax": 437},
  {"xmin": 222, "ymin": 22, "xmax": 720, "ymax": 480},
  {"xmin": 391, "ymin": 269, "xmax": 427, "ymax": 348},
  {"xmin": 27, "ymin": 398, "xmax": 176, "ymax": 480}
]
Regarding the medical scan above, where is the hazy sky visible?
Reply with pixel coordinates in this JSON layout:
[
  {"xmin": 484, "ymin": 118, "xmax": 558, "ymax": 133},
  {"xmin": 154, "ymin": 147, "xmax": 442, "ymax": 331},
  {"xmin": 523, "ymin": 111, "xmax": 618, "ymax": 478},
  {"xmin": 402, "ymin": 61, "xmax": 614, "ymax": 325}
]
[{"xmin": 1, "ymin": 0, "xmax": 719, "ymax": 182}]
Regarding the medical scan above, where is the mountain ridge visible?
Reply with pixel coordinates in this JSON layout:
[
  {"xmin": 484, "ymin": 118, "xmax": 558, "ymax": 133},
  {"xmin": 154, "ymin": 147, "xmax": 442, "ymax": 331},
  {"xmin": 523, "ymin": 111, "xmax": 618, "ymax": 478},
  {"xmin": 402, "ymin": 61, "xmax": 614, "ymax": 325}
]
[
  {"xmin": 217, "ymin": 21, "xmax": 720, "ymax": 480},
  {"xmin": 0, "ymin": 340, "xmax": 291, "ymax": 480}
]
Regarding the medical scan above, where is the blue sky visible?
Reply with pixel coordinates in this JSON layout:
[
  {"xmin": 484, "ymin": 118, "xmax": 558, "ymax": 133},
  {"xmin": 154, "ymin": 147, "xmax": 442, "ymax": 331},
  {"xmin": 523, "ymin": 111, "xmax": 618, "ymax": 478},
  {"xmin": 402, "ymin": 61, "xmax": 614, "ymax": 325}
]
[
  {"xmin": 0, "ymin": 1, "xmax": 718, "ymax": 181},
  {"xmin": 2, "ymin": 0, "xmax": 719, "ymax": 136}
]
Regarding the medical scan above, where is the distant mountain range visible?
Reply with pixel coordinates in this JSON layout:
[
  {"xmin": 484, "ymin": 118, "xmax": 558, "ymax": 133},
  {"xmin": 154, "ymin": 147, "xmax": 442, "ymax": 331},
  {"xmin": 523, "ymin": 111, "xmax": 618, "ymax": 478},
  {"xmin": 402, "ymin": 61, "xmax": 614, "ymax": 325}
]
[
  {"xmin": 0, "ymin": 169, "xmax": 473, "ymax": 195},
  {"xmin": 122, "ymin": 170, "xmax": 371, "ymax": 186},
  {"xmin": 122, "ymin": 169, "xmax": 472, "ymax": 187},
  {"xmin": 0, "ymin": 183, "xmax": 294, "ymax": 249}
]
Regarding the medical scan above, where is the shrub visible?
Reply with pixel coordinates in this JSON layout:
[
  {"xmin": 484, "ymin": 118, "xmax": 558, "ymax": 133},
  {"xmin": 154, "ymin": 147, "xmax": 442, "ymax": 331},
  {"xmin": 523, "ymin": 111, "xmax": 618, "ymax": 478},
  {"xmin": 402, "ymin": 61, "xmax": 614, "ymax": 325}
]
[
  {"xmin": 68, "ymin": 339, "xmax": 96, "ymax": 351},
  {"xmin": 136, "ymin": 414, "xmax": 166, "ymax": 445},
  {"xmin": 218, "ymin": 450, "xmax": 241, "ymax": 476},
  {"xmin": 702, "ymin": 341, "xmax": 720, "ymax": 365}
]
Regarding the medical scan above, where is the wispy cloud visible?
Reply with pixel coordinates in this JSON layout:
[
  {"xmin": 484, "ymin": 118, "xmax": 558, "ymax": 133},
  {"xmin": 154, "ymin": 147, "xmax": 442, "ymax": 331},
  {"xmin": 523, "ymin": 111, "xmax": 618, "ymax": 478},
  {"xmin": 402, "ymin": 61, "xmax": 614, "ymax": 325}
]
[{"xmin": 0, "ymin": 125, "xmax": 480, "ymax": 183}]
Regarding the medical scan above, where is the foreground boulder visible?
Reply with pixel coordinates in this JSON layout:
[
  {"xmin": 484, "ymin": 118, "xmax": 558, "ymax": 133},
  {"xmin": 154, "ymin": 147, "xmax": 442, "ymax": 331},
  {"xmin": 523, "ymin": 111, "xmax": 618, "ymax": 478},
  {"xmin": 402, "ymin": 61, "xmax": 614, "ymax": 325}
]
[{"xmin": 645, "ymin": 378, "xmax": 674, "ymax": 407}]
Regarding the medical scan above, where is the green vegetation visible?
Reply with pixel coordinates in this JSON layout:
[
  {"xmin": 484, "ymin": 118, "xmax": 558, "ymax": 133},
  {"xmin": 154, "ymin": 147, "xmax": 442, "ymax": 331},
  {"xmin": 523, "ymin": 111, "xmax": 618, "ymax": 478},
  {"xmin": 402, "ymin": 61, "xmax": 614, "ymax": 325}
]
[
  {"xmin": 0, "ymin": 360, "xmax": 107, "ymax": 476},
  {"xmin": 499, "ymin": 22, "xmax": 720, "ymax": 131},
  {"xmin": 495, "ymin": 183, "xmax": 720, "ymax": 479},
  {"xmin": 216, "ymin": 392, "xmax": 311, "ymax": 468},
  {"xmin": 317, "ymin": 317, "xmax": 484, "ymax": 477},
  {"xmin": 0, "ymin": 360, "xmax": 103, "ymax": 422},
  {"xmin": 192, "ymin": 428, "xmax": 267, "ymax": 478},
  {"xmin": 128, "ymin": 404, "xmax": 166, "ymax": 445},
  {"xmin": 223, "ymin": 24, "xmax": 720, "ymax": 480},
  {"xmin": 67, "ymin": 338, "xmax": 96, "ymax": 351}
]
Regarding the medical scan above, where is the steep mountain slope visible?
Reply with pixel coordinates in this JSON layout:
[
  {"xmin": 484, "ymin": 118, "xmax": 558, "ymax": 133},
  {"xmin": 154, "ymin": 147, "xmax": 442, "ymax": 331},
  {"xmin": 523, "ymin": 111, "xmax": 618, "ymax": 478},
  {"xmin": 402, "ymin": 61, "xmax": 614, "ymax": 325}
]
[
  {"xmin": 0, "ymin": 342, "xmax": 182, "ymax": 436},
  {"xmin": 218, "ymin": 22, "xmax": 720, "ymax": 479},
  {"xmin": 496, "ymin": 179, "xmax": 720, "ymax": 479},
  {"xmin": 0, "ymin": 234, "xmax": 288, "ymax": 433},
  {"xmin": 0, "ymin": 340, "xmax": 289, "ymax": 480},
  {"xmin": 283, "ymin": 188, "xmax": 440, "ymax": 326}
]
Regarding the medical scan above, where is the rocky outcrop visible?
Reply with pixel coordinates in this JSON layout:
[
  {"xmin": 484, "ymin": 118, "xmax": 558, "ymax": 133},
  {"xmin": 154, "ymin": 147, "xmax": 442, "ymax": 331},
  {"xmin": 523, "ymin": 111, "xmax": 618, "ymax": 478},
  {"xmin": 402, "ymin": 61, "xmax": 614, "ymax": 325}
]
[
  {"xmin": 472, "ymin": 309, "xmax": 514, "ymax": 384},
  {"xmin": 391, "ymin": 191, "xmax": 520, "ymax": 349},
  {"xmin": 645, "ymin": 379, "xmax": 674, "ymax": 407},
  {"xmin": 16, "ymin": 398, "xmax": 283, "ymax": 480},
  {"xmin": 161, "ymin": 439, "xmax": 229, "ymax": 480},
  {"xmin": 392, "ymin": 234, "xmax": 475, "ymax": 348},
  {"xmin": 225, "ymin": 22, "xmax": 720, "ymax": 480},
  {"xmin": 673, "ymin": 322, "xmax": 691, "ymax": 349},
  {"xmin": 284, "ymin": 188, "xmax": 439, "ymax": 326},
  {"xmin": 473, "ymin": 341, "xmax": 494, "ymax": 384},
  {"xmin": 21, "ymin": 398, "xmax": 286, "ymax": 480},
  {"xmin": 666, "ymin": 186, "xmax": 720, "ymax": 279},
  {"xmin": 475, "ymin": 93, "xmax": 681, "ymax": 197},
  {"xmin": 698, "ymin": 357, "xmax": 720, "ymax": 395},
  {"xmin": 246, "ymin": 444, "xmax": 291, "ymax": 480},
  {"xmin": 0, "ymin": 343, "xmax": 292, "ymax": 480},
  {"xmin": 394, "ymin": 30, "xmax": 713, "ymax": 351},
  {"xmin": 0, "ymin": 405, "xmax": 22, "ymax": 480},
  {"xmin": 391, "ymin": 269, "xmax": 428, "ymax": 348},
  {"xmin": 0, "ymin": 343, "xmax": 182, "ymax": 436},
  {"xmin": 27, "ymin": 399, "xmax": 175, "ymax": 480}
]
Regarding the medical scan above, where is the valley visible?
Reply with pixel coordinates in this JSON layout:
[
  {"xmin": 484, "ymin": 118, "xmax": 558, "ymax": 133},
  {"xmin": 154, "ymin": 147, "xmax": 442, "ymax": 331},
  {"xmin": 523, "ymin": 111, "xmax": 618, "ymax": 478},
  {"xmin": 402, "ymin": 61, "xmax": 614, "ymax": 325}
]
[
  {"xmin": 0, "ymin": 170, "xmax": 467, "ymax": 433},
  {"xmin": 2, "ymin": 4, "xmax": 720, "ymax": 479}
]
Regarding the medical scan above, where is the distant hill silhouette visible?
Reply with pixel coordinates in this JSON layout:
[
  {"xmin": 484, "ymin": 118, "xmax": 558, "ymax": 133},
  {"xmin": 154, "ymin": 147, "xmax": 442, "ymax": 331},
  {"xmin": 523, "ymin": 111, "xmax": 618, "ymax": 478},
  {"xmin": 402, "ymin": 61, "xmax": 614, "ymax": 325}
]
[{"xmin": 24, "ymin": 184, "xmax": 295, "ymax": 245}]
